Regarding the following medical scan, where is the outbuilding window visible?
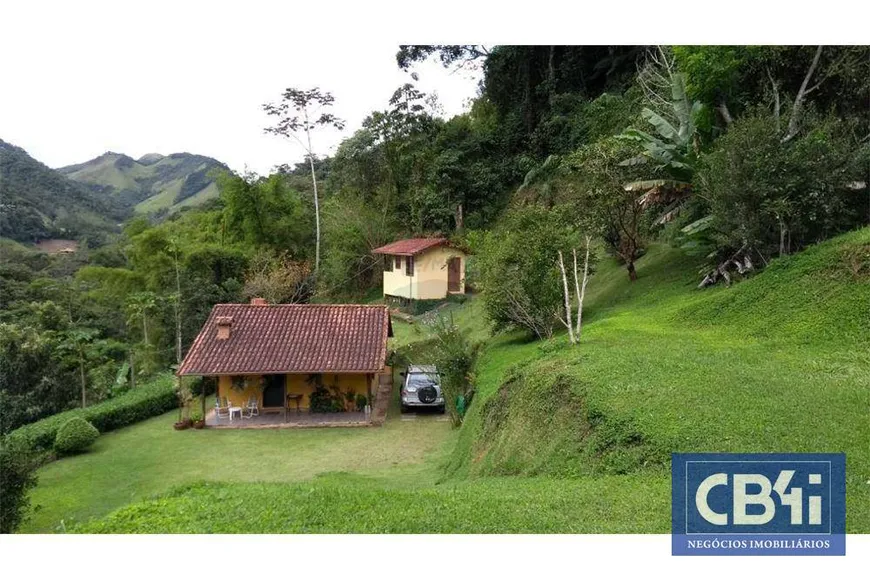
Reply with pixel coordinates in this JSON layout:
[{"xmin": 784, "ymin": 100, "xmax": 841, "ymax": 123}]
[
  {"xmin": 383, "ymin": 255, "xmax": 393, "ymax": 272},
  {"xmin": 394, "ymin": 256, "xmax": 402, "ymax": 269},
  {"xmin": 405, "ymin": 255, "xmax": 415, "ymax": 276}
]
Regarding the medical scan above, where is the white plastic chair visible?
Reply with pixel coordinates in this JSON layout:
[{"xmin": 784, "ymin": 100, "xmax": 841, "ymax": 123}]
[
  {"xmin": 242, "ymin": 396, "xmax": 259, "ymax": 418},
  {"xmin": 215, "ymin": 397, "xmax": 230, "ymax": 419}
]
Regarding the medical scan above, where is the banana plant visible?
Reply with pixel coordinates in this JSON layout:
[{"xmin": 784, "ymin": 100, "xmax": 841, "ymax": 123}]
[{"xmin": 618, "ymin": 71, "xmax": 703, "ymax": 224}]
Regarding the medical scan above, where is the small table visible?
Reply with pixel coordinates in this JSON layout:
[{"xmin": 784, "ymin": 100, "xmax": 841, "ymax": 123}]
[
  {"xmin": 286, "ymin": 394, "xmax": 303, "ymax": 411},
  {"xmin": 285, "ymin": 394, "xmax": 303, "ymax": 422},
  {"xmin": 229, "ymin": 406, "xmax": 242, "ymax": 421}
]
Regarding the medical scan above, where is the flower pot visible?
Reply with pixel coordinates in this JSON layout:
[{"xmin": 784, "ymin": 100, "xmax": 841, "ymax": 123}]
[
  {"xmin": 173, "ymin": 421, "xmax": 190, "ymax": 431},
  {"xmin": 193, "ymin": 420, "xmax": 206, "ymax": 429}
]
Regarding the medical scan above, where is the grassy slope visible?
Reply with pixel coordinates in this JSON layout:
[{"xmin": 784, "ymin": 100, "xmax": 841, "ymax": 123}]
[
  {"xmin": 31, "ymin": 229, "xmax": 870, "ymax": 533},
  {"xmin": 63, "ymin": 154, "xmax": 145, "ymax": 191},
  {"xmin": 447, "ymin": 228, "xmax": 869, "ymax": 530},
  {"xmin": 63, "ymin": 154, "xmax": 221, "ymax": 215}
]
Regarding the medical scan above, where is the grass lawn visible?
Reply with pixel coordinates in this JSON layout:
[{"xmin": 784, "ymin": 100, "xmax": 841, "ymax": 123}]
[
  {"xmin": 77, "ymin": 473, "xmax": 669, "ymax": 533},
  {"xmin": 21, "ymin": 399, "xmax": 454, "ymax": 533}
]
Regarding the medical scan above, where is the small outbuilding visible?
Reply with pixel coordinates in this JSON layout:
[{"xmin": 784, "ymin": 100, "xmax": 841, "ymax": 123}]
[{"xmin": 372, "ymin": 237, "xmax": 466, "ymax": 301}]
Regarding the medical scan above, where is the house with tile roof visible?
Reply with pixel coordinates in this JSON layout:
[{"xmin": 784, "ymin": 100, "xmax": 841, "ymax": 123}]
[
  {"xmin": 178, "ymin": 300, "xmax": 393, "ymax": 422},
  {"xmin": 372, "ymin": 237, "xmax": 466, "ymax": 301}
]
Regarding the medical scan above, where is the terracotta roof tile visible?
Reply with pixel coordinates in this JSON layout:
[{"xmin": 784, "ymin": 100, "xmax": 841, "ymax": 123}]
[
  {"xmin": 371, "ymin": 237, "xmax": 448, "ymax": 256},
  {"xmin": 178, "ymin": 304, "xmax": 392, "ymax": 376}
]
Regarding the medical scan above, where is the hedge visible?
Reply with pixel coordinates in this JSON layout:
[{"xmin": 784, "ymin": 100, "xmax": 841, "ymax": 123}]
[
  {"xmin": 8, "ymin": 373, "xmax": 177, "ymax": 454},
  {"xmin": 54, "ymin": 418, "xmax": 100, "ymax": 455}
]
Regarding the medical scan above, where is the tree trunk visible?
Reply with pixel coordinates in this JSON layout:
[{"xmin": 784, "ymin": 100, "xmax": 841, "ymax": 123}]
[
  {"xmin": 304, "ymin": 108, "xmax": 321, "ymax": 275},
  {"xmin": 783, "ymin": 45, "xmax": 823, "ymax": 143},
  {"xmin": 78, "ymin": 346, "xmax": 87, "ymax": 408},
  {"xmin": 575, "ymin": 238, "xmax": 591, "ymax": 338},
  {"xmin": 129, "ymin": 350, "xmax": 136, "ymax": 389},
  {"xmin": 717, "ymin": 101, "xmax": 733, "ymax": 126},
  {"xmin": 173, "ymin": 249, "xmax": 183, "ymax": 366},
  {"xmin": 557, "ymin": 251, "xmax": 575, "ymax": 344},
  {"xmin": 779, "ymin": 217, "xmax": 786, "ymax": 258},
  {"xmin": 627, "ymin": 261, "xmax": 637, "ymax": 281},
  {"xmin": 455, "ymin": 203, "xmax": 464, "ymax": 232},
  {"xmin": 308, "ymin": 151, "xmax": 321, "ymax": 275}
]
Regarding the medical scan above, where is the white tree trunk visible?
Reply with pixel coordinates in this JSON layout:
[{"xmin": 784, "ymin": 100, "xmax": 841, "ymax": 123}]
[
  {"xmin": 304, "ymin": 108, "xmax": 321, "ymax": 275},
  {"xmin": 783, "ymin": 45, "xmax": 823, "ymax": 143},
  {"xmin": 575, "ymin": 237, "xmax": 592, "ymax": 338},
  {"xmin": 558, "ymin": 251, "xmax": 576, "ymax": 344}
]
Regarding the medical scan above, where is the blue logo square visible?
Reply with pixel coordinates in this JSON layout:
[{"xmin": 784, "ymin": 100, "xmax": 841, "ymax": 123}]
[{"xmin": 672, "ymin": 453, "xmax": 845, "ymax": 556}]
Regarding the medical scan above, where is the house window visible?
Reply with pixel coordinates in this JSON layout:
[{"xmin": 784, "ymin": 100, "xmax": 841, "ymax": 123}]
[
  {"xmin": 394, "ymin": 256, "xmax": 402, "ymax": 269},
  {"xmin": 406, "ymin": 255, "xmax": 414, "ymax": 276},
  {"xmin": 383, "ymin": 255, "xmax": 393, "ymax": 272}
]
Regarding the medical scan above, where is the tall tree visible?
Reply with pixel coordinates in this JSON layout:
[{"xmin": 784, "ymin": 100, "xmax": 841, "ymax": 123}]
[{"xmin": 263, "ymin": 88, "xmax": 345, "ymax": 274}]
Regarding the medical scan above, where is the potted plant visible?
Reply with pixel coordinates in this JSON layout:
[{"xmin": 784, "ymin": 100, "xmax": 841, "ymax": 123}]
[
  {"xmin": 191, "ymin": 410, "xmax": 205, "ymax": 429},
  {"xmin": 173, "ymin": 417, "xmax": 192, "ymax": 430},
  {"xmin": 344, "ymin": 390, "xmax": 356, "ymax": 412}
]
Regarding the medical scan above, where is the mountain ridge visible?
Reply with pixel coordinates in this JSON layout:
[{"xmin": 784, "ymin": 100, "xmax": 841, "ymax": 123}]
[
  {"xmin": 0, "ymin": 138, "xmax": 123, "ymax": 244},
  {"xmin": 59, "ymin": 150, "xmax": 229, "ymax": 215}
]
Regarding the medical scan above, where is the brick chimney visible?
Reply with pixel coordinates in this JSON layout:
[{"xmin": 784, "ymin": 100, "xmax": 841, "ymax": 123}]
[
  {"xmin": 216, "ymin": 316, "xmax": 233, "ymax": 340},
  {"xmin": 250, "ymin": 297, "xmax": 268, "ymax": 306}
]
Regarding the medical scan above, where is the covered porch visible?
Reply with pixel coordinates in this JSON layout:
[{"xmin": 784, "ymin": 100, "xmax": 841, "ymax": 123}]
[
  {"xmin": 205, "ymin": 408, "xmax": 371, "ymax": 429},
  {"xmin": 200, "ymin": 370, "xmax": 394, "ymax": 429}
]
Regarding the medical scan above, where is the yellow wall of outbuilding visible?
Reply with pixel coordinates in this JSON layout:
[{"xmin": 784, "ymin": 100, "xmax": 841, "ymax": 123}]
[{"xmin": 381, "ymin": 245, "xmax": 465, "ymax": 300}]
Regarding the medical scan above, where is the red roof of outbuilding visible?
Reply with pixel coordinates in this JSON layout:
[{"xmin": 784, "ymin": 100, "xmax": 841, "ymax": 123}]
[
  {"xmin": 178, "ymin": 304, "xmax": 392, "ymax": 376},
  {"xmin": 371, "ymin": 238, "xmax": 448, "ymax": 256}
]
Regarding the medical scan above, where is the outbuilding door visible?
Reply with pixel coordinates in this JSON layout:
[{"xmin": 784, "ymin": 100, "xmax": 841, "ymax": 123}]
[
  {"xmin": 447, "ymin": 257, "xmax": 461, "ymax": 292},
  {"xmin": 262, "ymin": 375, "xmax": 285, "ymax": 408}
]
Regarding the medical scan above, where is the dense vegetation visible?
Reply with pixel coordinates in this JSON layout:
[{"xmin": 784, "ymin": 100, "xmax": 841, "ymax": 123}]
[
  {"xmin": 0, "ymin": 140, "xmax": 123, "ymax": 243},
  {"xmin": 21, "ymin": 227, "xmax": 868, "ymax": 534},
  {"xmin": 1, "ymin": 45, "xmax": 868, "ymax": 533}
]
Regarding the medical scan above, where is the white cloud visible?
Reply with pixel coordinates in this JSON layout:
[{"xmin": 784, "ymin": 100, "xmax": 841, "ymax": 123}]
[{"xmin": 0, "ymin": 2, "xmax": 481, "ymax": 175}]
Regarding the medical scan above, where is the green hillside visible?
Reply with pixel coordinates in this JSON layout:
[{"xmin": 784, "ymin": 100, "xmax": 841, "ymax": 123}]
[
  {"xmin": 59, "ymin": 151, "xmax": 228, "ymax": 215},
  {"xmin": 0, "ymin": 139, "xmax": 122, "ymax": 243},
  {"xmin": 445, "ymin": 229, "xmax": 869, "ymax": 520},
  {"xmin": 45, "ymin": 228, "xmax": 869, "ymax": 533}
]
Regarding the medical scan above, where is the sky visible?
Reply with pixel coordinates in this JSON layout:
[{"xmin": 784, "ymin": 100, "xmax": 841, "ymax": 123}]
[{"xmin": 0, "ymin": 3, "xmax": 482, "ymax": 175}]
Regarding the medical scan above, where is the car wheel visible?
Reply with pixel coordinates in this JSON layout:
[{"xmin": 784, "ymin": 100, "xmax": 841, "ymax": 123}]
[{"xmin": 400, "ymin": 404, "xmax": 409, "ymax": 413}]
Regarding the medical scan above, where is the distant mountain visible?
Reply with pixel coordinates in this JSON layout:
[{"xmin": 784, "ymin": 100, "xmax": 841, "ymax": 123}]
[
  {"xmin": 59, "ymin": 151, "xmax": 229, "ymax": 215},
  {"xmin": 0, "ymin": 139, "xmax": 123, "ymax": 244}
]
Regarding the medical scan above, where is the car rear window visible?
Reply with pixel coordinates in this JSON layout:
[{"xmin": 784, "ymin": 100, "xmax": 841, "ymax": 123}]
[{"xmin": 407, "ymin": 373, "xmax": 438, "ymax": 387}]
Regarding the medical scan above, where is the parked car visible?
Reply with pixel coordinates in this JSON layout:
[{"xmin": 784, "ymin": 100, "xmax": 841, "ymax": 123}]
[{"xmin": 400, "ymin": 365, "xmax": 445, "ymax": 413}]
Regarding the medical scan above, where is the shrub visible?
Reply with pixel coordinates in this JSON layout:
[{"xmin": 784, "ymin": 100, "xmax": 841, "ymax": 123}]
[
  {"xmin": 54, "ymin": 418, "xmax": 99, "ymax": 455},
  {"xmin": 429, "ymin": 316, "xmax": 478, "ymax": 426},
  {"xmin": 697, "ymin": 113, "xmax": 869, "ymax": 261},
  {"xmin": 477, "ymin": 205, "xmax": 576, "ymax": 339},
  {"xmin": 0, "ymin": 436, "xmax": 38, "ymax": 533},
  {"xmin": 8, "ymin": 373, "xmax": 177, "ymax": 454}
]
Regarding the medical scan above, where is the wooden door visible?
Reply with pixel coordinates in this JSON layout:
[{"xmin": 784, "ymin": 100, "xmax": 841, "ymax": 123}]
[
  {"xmin": 262, "ymin": 375, "xmax": 285, "ymax": 407},
  {"xmin": 447, "ymin": 257, "xmax": 460, "ymax": 292}
]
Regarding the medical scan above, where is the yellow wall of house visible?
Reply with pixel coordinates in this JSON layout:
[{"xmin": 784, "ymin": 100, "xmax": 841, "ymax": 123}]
[
  {"xmin": 217, "ymin": 373, "xmax": 373, "ymax": 411},
  {"xmin": 382, "ymin": 246, "xmax": 465, "ymax": 300}
]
